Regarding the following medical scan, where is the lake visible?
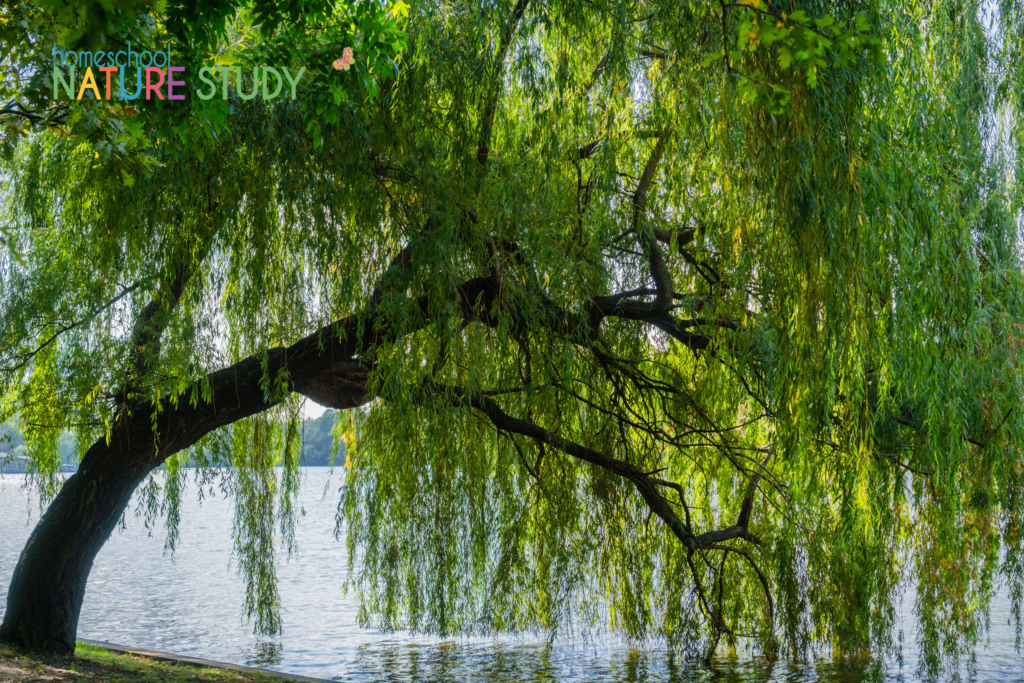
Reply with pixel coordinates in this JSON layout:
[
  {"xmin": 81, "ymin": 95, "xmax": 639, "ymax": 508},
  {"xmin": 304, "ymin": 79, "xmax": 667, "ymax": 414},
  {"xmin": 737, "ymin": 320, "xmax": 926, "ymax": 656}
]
[{"xmin": 2, "ymin": 468, "xmax": 1023, "ymax": 681}]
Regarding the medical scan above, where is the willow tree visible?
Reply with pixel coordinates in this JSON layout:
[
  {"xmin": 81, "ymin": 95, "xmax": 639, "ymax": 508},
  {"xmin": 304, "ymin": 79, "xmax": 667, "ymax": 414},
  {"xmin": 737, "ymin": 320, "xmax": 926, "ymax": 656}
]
[{"xmin": 1, "ymin": 0, "xmax": 1023, "ymax": 674}]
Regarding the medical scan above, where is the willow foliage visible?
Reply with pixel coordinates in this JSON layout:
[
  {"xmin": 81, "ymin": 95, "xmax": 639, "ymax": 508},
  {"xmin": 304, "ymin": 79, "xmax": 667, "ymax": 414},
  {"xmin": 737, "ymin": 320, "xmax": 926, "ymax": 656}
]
[{"xmin": 1, "ymin": 0, "xmax": 1023, "ymax": 674}]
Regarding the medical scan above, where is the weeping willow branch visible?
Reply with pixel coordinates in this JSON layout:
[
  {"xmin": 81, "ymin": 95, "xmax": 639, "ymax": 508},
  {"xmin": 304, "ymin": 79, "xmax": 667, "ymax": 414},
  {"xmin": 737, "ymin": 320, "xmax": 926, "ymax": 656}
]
[
  {"xmin": 417, "ymin": 380, "xmax": 775, "ymax": 625},
  {"xmin": 0, "ymin": 281, "xmax": 145, "ymax": 374}
]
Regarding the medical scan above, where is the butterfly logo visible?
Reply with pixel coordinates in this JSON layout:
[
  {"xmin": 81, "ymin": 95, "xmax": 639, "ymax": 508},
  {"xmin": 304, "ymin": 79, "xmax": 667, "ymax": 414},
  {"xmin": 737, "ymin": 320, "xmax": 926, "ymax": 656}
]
[{"xmin": 333, "ymin": 47, "xmax": 354, "ymax": 71}]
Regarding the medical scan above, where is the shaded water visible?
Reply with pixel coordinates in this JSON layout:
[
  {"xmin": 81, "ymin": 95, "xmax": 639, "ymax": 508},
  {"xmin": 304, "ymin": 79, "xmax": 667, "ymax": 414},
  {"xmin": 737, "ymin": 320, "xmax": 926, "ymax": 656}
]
[{"xmin": 1, "ymin": 469, "xmax": 1022, "ymax": 681}]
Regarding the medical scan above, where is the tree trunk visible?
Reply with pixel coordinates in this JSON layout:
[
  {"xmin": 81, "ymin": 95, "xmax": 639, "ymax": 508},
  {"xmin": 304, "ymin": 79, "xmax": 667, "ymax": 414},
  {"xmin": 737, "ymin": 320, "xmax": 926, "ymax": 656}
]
[
  {"xmin": 0, "ymin": 351, "xmax": 377, "ymax": 653},
  {"xmin": 0, "ymin": 269, "xmax": 464, "ymax": 653},
  {"xmin": 0, "ymin": 441, "xmax": 156, "ymax": 653}
]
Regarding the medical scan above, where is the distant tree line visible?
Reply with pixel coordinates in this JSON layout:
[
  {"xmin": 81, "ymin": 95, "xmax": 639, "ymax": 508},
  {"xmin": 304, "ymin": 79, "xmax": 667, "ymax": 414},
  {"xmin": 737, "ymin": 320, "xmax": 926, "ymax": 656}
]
[
  {"xmin": 298, "ymin": 410, "xmax": 345, "ymax": 467},
  {"xmin": 1, "ymin": 417, "xmax": 336, "ymax": 468},
  {"xmin": 1, "ymin": 424, "xmax": 76, "ymax": 464}
]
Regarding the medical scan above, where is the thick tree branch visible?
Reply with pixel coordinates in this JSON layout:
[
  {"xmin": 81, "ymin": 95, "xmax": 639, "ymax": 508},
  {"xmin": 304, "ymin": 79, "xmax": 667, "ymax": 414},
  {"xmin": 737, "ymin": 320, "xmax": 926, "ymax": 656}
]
[
  {"xmin": 736, "ymin": 450, "xmax": 772, "ymax": 529},
  {"xmin": 652, "ymin": 224, "xmax": 698, "ymax": 252},
  {"xmin": 578, "ymin": 139, "xmax": 604, "ymax": 159},
  {"xmin": 632, "ymin": 134, "xmax": 674, "ymax": 308},
  {"xmin": 119, "ymin": 233, "xmax": 217, "ymax": 409},
  {"xmin": 369, "ymin": 242, "xmax": 418, "ymax": 312},
  {"xmin": 473, "ymin": 0, "xmax": 529, "ymax": 282},
  {"xmin": 121, "ymin": 262, "xmax": 193, "ymax": 405}
]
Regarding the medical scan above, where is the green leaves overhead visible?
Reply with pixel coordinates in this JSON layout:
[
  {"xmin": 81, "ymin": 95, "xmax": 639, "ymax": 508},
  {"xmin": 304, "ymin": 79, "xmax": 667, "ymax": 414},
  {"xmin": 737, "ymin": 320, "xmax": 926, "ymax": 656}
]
[
  {"xmin": 0, "ymin": 0, "xmax": 408, "ymax": 185},
  {"xmin": 700, "ymin": 1, "xmax": 884, "ymax": 112}
]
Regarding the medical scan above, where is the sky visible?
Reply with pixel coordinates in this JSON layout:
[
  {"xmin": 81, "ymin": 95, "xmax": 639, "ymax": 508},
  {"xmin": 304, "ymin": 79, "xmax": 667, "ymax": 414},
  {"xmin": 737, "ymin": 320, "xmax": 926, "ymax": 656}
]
[{"xmin": 302, "ymin": 399, "xmax": 329, "ymax": 420}]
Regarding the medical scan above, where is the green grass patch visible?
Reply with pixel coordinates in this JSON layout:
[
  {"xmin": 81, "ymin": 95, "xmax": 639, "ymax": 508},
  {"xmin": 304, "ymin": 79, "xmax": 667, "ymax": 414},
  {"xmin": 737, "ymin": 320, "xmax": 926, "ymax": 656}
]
[{"xmin": 0, "ymin": 640, "xmax": 285, "ymax": 682}]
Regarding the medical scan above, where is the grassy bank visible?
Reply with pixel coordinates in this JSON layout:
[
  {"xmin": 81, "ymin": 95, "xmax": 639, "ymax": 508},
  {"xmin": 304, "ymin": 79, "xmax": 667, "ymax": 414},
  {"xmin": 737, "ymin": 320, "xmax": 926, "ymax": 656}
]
[{"xmin": 0, "ymin": 641, "xmax": 282, "ymax": 682}]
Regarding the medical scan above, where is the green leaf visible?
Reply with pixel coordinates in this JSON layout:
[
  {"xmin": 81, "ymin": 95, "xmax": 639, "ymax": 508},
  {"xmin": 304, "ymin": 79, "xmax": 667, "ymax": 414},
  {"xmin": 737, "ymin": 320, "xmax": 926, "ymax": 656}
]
[{"xmin": 779, "ymin": 46, "xmax": 792, "ymax": 69}]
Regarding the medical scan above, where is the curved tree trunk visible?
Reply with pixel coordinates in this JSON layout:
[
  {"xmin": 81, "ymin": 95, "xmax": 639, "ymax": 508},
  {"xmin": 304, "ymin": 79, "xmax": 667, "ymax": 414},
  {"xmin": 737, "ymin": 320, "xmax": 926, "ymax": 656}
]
[
  {"xmin": 0, "ymin": 345, "xmax": 375, "ymax": 653},
  {"xmin": 0, "ymin": 442, "xmax": 156, "ymax": 653}
]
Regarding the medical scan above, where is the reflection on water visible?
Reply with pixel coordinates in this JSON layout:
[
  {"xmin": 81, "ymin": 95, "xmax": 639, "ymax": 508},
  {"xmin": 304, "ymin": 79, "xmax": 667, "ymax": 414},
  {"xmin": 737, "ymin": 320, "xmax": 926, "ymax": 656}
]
[
  {"xmin": 248, "ymin": 640, "xmax": 285, "ymax": 668},
  {"xmin": 1, "ymin": 469, "xmax": 1022, "ymax": 682},
  {"xmin": 335, "ymin": 643, "xmax": 891, "ymax": 683}
]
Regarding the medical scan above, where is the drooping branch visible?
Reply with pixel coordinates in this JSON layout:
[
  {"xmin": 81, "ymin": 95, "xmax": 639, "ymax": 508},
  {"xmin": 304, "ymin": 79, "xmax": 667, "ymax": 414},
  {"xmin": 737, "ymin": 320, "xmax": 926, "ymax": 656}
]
[
  {"xmin": 701, "ymin": 543, "xmax": 775, "ymax": 623},
  {"xmin": 476, "ymin": 0, "xmax": 530, "ymax": 171},
  {"xmin": 427, "ymin": 380, "xmax": 775, "ymax": 624},
  {"xmin": 0, "ymin": 281, "xmax": 144, "ymax": 374}
]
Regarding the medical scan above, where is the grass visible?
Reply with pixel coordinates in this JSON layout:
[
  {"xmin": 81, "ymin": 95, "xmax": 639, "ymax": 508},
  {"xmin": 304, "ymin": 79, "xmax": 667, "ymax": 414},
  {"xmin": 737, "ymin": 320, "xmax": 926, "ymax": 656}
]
[{"xmin": 0, "ymin": 641, "xmax": 285, "ymax": 682}]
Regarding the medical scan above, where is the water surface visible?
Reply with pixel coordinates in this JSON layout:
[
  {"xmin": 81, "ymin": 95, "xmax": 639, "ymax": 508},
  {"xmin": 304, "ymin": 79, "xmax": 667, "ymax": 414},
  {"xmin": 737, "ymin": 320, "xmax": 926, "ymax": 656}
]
[{"xmin": 1, "ymin": 469, "xmax": 1022, "ymax": 681}]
